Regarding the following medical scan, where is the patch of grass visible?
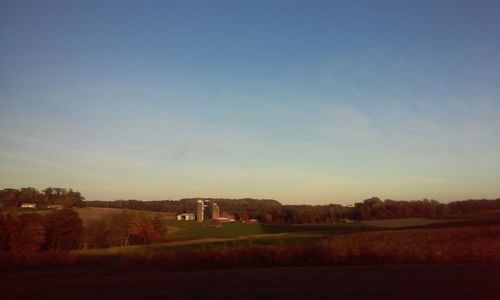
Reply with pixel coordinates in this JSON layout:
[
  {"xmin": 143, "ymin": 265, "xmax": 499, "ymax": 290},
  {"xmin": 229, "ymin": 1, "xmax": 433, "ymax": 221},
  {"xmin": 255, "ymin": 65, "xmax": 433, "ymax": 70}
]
[
  {"xmin": 10, "ymin": 207, "xmax": 175, "ymax": 225},
  {"xmin": 164, "ymin": 220, "xmax": 370, "ymax": 241},
  {"xmin": 73, "ymin": 221, "xmax": 371, "ymax": 256},
  {"xmin": 164, "ymin": 221, "xmax": 265, "ymax": 240},
  {"xmin": 75, "ymin": 207, "xmax": 174, "ymax": 225}
]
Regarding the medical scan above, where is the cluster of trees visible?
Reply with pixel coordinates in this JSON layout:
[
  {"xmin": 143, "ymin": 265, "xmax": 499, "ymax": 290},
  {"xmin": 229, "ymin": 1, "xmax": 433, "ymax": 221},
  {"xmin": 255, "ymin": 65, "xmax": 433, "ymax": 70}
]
[
  {"xmin": 351, "ymin": 198, "xmax": 446, "ymax": 220},
  {"xmin": 350, "ymin": 197, "xmax": 500, "ymax": 220},
  {"xmin": 447, "ymin": 199, "xmax": 500, "ymax": 214},
  {"xmin": 0, "ymin": 209, "xmax": 168, "ymax": 256},
  {"xmin": 0, "ymin": 209, "xmax": 84, "ymax": 256},
  {"xmin": 0, "ymin": 187, "xmax": 84, "ymax": 208},
  {"xmin": 259, "ymin": 198, "xmax": 500, "ymax": 223},
  {"xmin": 231, "ymin": 204, "xmax": 346, "ymax": 224},
  {"xmin": 84, "ymin": 211, "xmax": 167, "ymax": 249}
]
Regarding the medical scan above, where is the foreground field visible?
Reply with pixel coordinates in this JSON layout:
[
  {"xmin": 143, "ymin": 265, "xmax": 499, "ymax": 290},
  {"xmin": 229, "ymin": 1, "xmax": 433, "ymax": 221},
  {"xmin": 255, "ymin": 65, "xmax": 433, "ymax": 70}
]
[
  {"xmin": 1, "ymin": 264, "xmax": 498, "ymax": 299},
  {"xmin": 2, "ymin": 211, "xmax": 499, "ymax": 299},
  {"xmin": 2, "ymin": 224, "xmax": 495, "ymax": 270}
]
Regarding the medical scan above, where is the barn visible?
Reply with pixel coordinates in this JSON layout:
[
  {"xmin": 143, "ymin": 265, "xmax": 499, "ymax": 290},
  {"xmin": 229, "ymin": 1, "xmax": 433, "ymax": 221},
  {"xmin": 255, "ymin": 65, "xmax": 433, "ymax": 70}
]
[
  {"xmin": 177, "ymin": 213, "xmax": 195, "ymax": 221},
  {"xmin": 21, "ymin": 203, "xmax": 37, "ymax": 209}
]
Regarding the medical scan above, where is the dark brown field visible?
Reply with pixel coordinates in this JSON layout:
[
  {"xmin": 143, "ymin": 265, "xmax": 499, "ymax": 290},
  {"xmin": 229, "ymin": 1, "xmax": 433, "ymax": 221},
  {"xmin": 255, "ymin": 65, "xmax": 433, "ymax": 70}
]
[{"xmin": 1, "ymin": 263, "xmax": 499, "ymax": 299}]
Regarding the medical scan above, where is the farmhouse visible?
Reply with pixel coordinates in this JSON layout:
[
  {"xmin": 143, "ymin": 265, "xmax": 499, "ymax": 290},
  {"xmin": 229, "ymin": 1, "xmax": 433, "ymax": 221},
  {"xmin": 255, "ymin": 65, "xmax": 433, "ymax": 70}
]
[
  {"xmin": 21, "ymin": 203, "xmax": 37, "ymax": 209},
  {"xmin": 177, "ymin": 213, "xmax": 195, "ymax": 221},
  {"xmin": 48, "ymin": 204, "xmax": 63, "ymax": 210}
]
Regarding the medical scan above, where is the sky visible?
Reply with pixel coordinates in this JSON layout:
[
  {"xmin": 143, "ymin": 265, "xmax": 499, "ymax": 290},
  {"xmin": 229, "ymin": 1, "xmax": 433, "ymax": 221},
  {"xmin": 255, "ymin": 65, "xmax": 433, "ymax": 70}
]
[{"xmin": 1, "ymin": 0, "xmax": 500, "ymax": 204}]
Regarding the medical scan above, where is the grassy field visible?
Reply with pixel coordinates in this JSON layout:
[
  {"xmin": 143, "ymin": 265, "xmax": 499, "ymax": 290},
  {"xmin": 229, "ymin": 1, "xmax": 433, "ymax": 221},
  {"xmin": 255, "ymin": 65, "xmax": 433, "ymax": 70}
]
[
  {"xmin": 15, "ymin": 206, "xmax": 176, "ymax": 224},
  {"xmin": 163, "ymin": 220, "xmax": 370, "ymax": 241},
  {"xmin": 74, "ymin": 207, "xmax": 176, "ymax": 224},
  {"xmin": 77, "ymin": 209, "xmax": 500, "ymax": 255},
  {"xmin": 66, "ymin": 210, "xmax": 500, "ymax": 262},
  {"xmin": 361, "ymin": 211, "xmax": 500, "ymax": 229},
  {"xmin": 70, "ymin": 224, "xmax": 500, "ymax": 266},
  {"xmin": 74, "ymin": 207, "xmax": 126, "ymax": 224},
  {"xmin": 74, "ymin": 221, "xmax": 371, "ymax": 256},
  {"xmin": 13, "ymin": 207, "xmax": 500, "ymax": 255}
]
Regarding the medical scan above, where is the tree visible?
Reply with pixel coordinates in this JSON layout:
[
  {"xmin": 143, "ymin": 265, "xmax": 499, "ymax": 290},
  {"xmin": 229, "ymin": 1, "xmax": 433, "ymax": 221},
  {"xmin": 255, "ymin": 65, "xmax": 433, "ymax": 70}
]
[
  {"xmin": 84, "ymin": 218, "xmax": 110, "ymax": 249},
  {"xmin": 44, "ymin": 209, "xmax": 84, "ymax": 251},
  {"xmin": 21, "ymin": 187, "xmax": 42, "ymax": 202},
  {"xmin": 0, "ymin": 213, "xmax": 12, "ymax": 251},
  {"xmin": 8, "ymin": 213, "xmax": 46, "ymax": 255},
  {"xmin": 107, "ymin": 210, "xmax": 134, "ymax": 247},
  {"xmin": 152, "ymin": 215, "xmax": 167, "ymax": 237},
  {"xmin": 83, "ymin": 211, "xmax": 168, "ymax": 249},
  {"xmin": 263, "ymin": 212, "xmax": 273, "ymax": 223},
  {"xmin": 128, "ymin": 212, "xmax": 161, "ymax": 244},
  {"xmin": 0, "ymin": 189, "xmax": 20, "ymax": 207}
]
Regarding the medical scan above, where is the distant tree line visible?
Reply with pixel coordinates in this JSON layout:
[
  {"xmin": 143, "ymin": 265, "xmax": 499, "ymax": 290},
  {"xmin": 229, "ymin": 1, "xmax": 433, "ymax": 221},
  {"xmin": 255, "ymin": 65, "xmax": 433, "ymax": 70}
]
[
  {"xmin": 268, "ymin": 198, "xmax": 500, "ymax": 223},
  {"xmin": 85, "ymin": 196, "xmax": 500, "ymax": 224},
  {"xmin": 349, "ymin": 197, "xmax": 500, "ymax": 220},
  {"xmin": 0, "ymin": 187, "xmax": 84, "ymax": 208}
]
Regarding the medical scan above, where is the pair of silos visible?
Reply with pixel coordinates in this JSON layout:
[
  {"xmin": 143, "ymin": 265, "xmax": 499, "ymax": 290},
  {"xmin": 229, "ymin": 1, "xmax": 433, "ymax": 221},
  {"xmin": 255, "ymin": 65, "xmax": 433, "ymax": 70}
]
[{"xmin": 196, "ymin": 199, "xmax": 219, "ymax": 222}]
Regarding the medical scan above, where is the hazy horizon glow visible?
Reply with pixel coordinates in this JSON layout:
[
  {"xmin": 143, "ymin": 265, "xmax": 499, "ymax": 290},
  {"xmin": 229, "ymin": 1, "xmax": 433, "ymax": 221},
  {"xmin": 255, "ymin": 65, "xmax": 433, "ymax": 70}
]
[{"xmin": 1, "ymin": 1, "xmax": 500, "ymax": 204}]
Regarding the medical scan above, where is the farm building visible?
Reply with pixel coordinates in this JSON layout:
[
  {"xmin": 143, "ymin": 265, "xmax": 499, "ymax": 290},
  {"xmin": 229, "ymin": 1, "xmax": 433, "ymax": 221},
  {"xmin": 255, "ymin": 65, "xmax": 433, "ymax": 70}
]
[
  {"xmin": 21, "ymin": 203, "xmax": 37, "ymax": 209},
  {"xmin": 177, "ymin": 213, "xmax": 195, "ymax": 221},
  {"xmin": 196, "ymin": 199, "xmax": 220, "ymax": 222},
  {"xmin": 48, "ymin": 204, "xmax": 63, "ymax": 210},
  {"xmin": 212, "ymin": 202, "xmax": 220, "ymax": 219},
  {"xmin": 196, "ymin": 200, "xmax": 204, "ymax": 222}
]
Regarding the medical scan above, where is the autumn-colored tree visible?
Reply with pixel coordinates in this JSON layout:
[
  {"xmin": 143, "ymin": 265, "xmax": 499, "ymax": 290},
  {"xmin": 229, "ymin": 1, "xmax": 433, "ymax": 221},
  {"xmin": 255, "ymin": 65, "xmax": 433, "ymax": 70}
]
[
  {"xmin": 152, "ymin": 215, "xmax": 167, "ymax": 237},
  {"xmin": 84, "ymin": 218, "xmax": 111, "ymax": 249},
  {"xmin": 0, "ymin": 189, "xmax": 19, "ymax": 207},
  {"xmin": 263, "ymin": 212, "xmax": 273, "ymax": 223},
  {"xmin": 84, "ymin": 211, "xmax": 167, "ymax": 248},
  {"xmin": 44, "ymin": 187, "xmax": 84, "ymax": 208},
  {"xmin": 128, "ymin": 212, "xmax": 161, "ymax": 244},
  {"xmin": 86, "ymin": 210, "xmax": 134, "ymax": 248},
  {"xmin": 44, "ymin": 209, "xmax": 84, "ymax": 251},
  {"xmin": 107, "ymin": 210, "xmax": 135, "ymax": 247},
  {"xmin": 8, "ymin": 213, "xmax": 46, "ymax": 255},
  {"xmin": 0, "ymin": 213, "xmax": 12, "ymax": 251}
]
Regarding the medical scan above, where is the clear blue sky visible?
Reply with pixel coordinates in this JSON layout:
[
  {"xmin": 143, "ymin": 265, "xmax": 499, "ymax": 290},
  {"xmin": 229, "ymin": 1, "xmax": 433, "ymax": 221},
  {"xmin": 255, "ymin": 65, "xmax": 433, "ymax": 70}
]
[{"xmin": 1, "ymin": 0, "xmax": 499, "ymax": 204}]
